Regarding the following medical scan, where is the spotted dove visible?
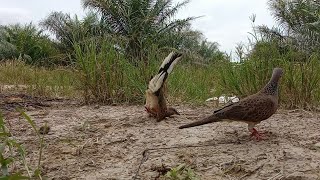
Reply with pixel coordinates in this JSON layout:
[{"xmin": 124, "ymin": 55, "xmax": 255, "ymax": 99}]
[
  {"xmin": 145, "ymin": 51, "xmax": 182, "ymax": 121},
  {"xmin": 179, "ymin": 68, "xmax": 283, "ymax": 140}
]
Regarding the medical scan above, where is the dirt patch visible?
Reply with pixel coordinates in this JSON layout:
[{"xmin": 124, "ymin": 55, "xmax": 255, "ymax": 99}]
[
  {"xmin": 0, "ymin": 93, "xmax": 76, "ymax": 117},
  {"xmin": 0, "ymin": 93, "xmax": 49, "ymax": 111},
  {"xmin": 3, "ymin": 100, "xmax": 320, "ymax": 179}
]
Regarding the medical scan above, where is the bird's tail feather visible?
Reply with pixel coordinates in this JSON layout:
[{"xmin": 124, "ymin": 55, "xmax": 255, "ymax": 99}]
[
  {"xmin": 148, "ymin": 51, "xmax": 182, "ymax": 93},
  {"xmin": 179, "ymin": 114, "xmax": 221, "ymax": 129},
  {"xmin": 158, "ymin": 52, "xmax": 182, "ymax": 74}
]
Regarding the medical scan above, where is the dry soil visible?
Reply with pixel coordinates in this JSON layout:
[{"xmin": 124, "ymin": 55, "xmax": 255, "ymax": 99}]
[{"xmin": 2, "ymin": 93, "xmax": 320, "ymax": 180}]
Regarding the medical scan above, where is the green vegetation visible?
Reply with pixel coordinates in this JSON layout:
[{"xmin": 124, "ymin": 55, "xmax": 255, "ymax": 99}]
[
  {"xmin": 0, "ymin": 60, "xmax": 77, "ymax": 97},
  {"xmin": 0, "ymin": 0, "xmax": 319, "ymax": 178},
  {"xmin": 218, "ymin": 48, "xmax": 320, "ymax": 108},
  {"xmin": 218, "ymin": 0, "xmax": 320, "ymax": 109},
  {"xmin": 257, "ymin": 0, "xmax": 320, "ymax": 54},
  {"xmin": 0, "ymin": 0, "xmax": 319, "ymax": 109},
  {"xmin": 73, "ymin": 36, "xmax": 145, "ymax": 104},
  {"xmin": 81, "ymin": 0, "xmax": 195, "ymax": 62},
  {"xmin": 0, "ymin": 111, "xmax": 44, "ymax": 179},
  {"xmin": 0, "ymin": 23, "xmax": 59, "ymax": 66},
  {"xmin": 161, "ymin": 164, "xmax": 199, "ymax": 180}
]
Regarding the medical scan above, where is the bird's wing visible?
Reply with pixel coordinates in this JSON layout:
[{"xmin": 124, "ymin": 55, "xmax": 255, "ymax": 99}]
[
  {"xmin": 148, "ymin": 73, "xmax": 166, "ymax": 93},
  {"xmin": 216, "ymin": 95, "xmax": 275, "ymax": 122},
  {"xmin": 158, "ymin": 51, "xmax": 182, "ymax": 74},
  {"xmin": 148, "ymin": 51, "xmax": 182, "ymax": 94}
]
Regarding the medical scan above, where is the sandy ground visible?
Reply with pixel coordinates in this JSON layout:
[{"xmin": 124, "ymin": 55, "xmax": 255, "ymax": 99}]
[{"xmin": 1, "ymin": 93, "xmax": 320, "ymax": 180}]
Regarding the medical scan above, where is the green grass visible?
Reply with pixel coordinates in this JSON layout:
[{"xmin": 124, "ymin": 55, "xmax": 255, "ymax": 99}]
[
  {"xmin": 161, "ymin": 164, "xmax": 199, "ymax": 180},
  {"xmin": 168, "ymin": 63, "xmax": 219, "ymax": 104},
  {"xmin": 72, "ymin": 35, "xmax": 224, "ymax": 105},
  {"xmin": 72, "ymin": 36, "xmax": 219, "ymax": 105},
  {"xmin": 0, "ymin": 111, "xmax": 44, "ymax": 179},
  {"xmin": 1, "ymin": 42, "xmax": 320, "ymax": 109},
  {"xmin": 0, "ymin": 60, "xmax": 77, "ymax": 97},
  {"xmin": 73, "ymin": 37, "xmax": 146, "ymax": 104},
  {"xmin": 217, "ymin": 43, "xmax": 320, "ymax": 109}
]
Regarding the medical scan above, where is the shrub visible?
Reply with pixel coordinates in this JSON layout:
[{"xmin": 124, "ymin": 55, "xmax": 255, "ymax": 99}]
[{"xmin": 217, "ymin": 44, "xmax": 320, "ymax": 109}]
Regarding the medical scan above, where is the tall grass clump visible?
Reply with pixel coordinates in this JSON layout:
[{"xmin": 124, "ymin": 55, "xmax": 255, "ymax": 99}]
[
  {"xmin": 73, "ymin": 37, "xmax": 147, "ymax": 104},
  {"xmin": 281, "ymin": 54, "xmax": 320, "ymax": 108},
  {"xmin": 168, "ymin": 63, "xmax": 219, "ymax": 104},
  {"xmin": 73, "ymin": 34, "xmax": 222, "ymax": 105},
  {"xmin": 217, "ymin": 42, "xmax": 320, "ymax": 109}
]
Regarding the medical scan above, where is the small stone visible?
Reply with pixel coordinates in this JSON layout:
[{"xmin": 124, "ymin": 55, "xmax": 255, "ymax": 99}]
[
  {"xmin": 39, "ymin": 126, "xmax": 50, "ymax": 135},
  {"xmin": 314, "ymin": 142, "xmax": 320, "ymax": 148}
]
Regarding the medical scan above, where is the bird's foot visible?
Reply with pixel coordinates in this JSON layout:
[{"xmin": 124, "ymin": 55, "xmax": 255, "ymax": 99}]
[
  {"xmin": 156, "ymin": 118, "xmax": 163, "ymax": 122},
  {"xmin": 250, "ymin": 128, "xmax": 265, "ymax": 141},
  {"xmin": 145, "ymin": 107, "xmax": 156, "ymax": 116}
]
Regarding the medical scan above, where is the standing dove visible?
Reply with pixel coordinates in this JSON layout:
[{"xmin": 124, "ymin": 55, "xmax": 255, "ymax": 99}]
[
  {"xmin": 145, "ymin": 51, "xmax": 182, "ymax": 121},
  {"xmin": 179, "ymin": 68, "xmax": 283, "ymax": 140}
]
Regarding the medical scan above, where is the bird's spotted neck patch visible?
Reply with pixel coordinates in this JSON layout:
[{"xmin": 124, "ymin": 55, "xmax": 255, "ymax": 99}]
[{"xmin": 262, "ymin": 81, "xmax": 279, "ymax": 95}]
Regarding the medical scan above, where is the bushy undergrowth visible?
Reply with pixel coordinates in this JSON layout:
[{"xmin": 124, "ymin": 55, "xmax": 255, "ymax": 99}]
[
  {"xmin": 0, "ymin": 38, "xmax": 222, "ymax": 105},
  {"xmin": 218, "ymin": 42, "xmax": 320, "ymax": 109},
  {"xmin": 168, "ymin": 63, "xmax": 219, "ymax": 103},
  {"xmin": 1, "ymin": 47, "xmax": 320, "ymax": 109},
  {"xmin": 73, "ymin": 37, "xmax": 144, "ymax": 104},
  {"xmin": 0, "ymin": 60, "xmax": 77, "ymax": 97},
  {"xmin": 72, "ymin": 35, "xmax": 223, "ymax": 104},
  {"xmin": 0, "ymin": 23, "xmax": 59, "ymax": 66},
  {"xmin": 0, "ymin": 54, "xmax": 220, "ymax": 105}
]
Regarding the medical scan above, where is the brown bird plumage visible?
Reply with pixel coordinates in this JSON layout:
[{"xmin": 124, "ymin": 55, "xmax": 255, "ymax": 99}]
[
  {"xmin": 179, "ymin": 68, "xmax": 283, "ymax": 140},
  {"xmin": 145, "ymin": 51, "xmax": 182, "ymax": 121}
]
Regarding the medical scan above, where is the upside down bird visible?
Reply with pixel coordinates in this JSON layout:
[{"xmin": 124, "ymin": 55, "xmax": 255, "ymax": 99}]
[
  {"xmin": 179, "ymin": 68, "xmax": 283, "ymax": 140},
  {"xmin": 145, "ymin": 51, "xmax": 182, "ymax": 121}
]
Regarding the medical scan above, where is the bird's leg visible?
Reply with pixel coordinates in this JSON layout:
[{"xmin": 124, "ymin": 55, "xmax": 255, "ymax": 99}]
[
  {"xmin": 156, "ymin": 110, "xmax": 166, "ymax": 122},
  {"xmin": 250, "ymin": 128, "xmax": 264, "ymax": 141},
  {"xmin": 248, "ymin": 123, "xmax": 264, "ymax": 141},
  {"xmin": 145, "ymin": 106, "xmax": 157, "ymax": 117},
  {"xmin": 145, "ymin": 106, "xmax": 152, "ymax": 116}
]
